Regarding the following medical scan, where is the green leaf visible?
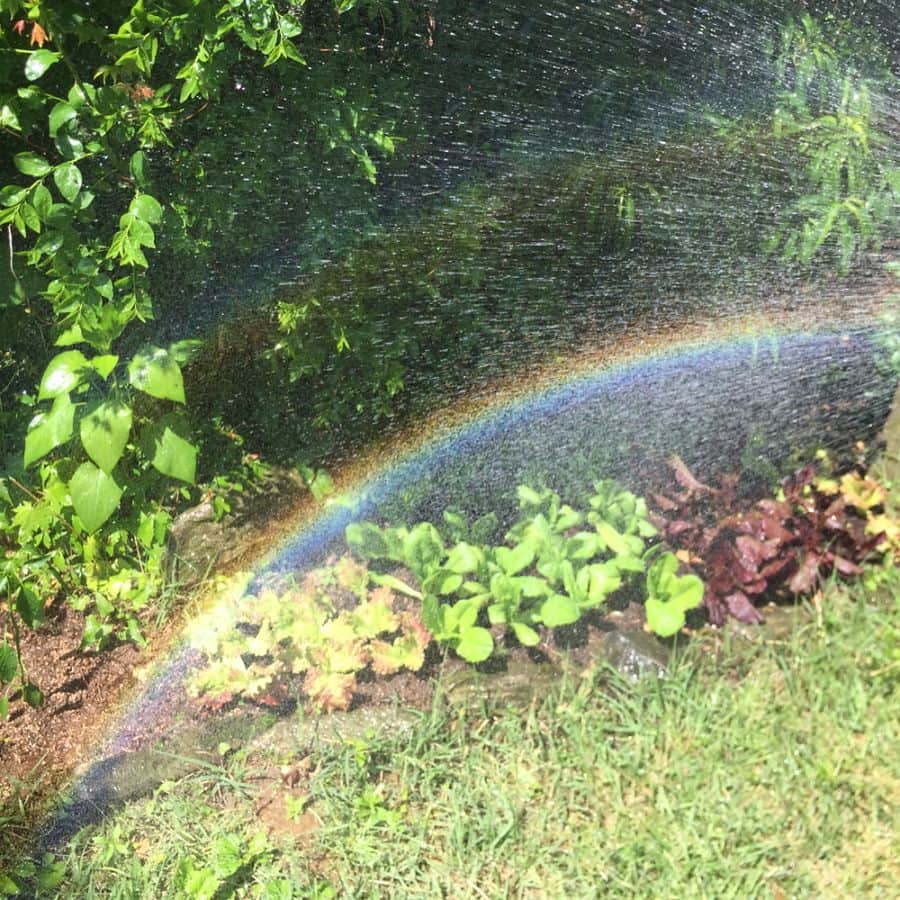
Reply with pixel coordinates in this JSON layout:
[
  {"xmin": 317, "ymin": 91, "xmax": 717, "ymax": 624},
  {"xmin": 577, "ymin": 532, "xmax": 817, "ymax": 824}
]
[
  {"xmin": 0, "ymin": 185, "xmax": 27, "ymax": 207},
  {"xmin": 595, "ymin": 520, "xmax": 631, "ymax": 556},
  {"xmin": 448, "ymin": 597, "xmax": 480, "ymax": 631},
  {"xmin": 517, "ymin": 485, "xmax": 544, "ymax": 508},
  {"xmin": 69, "ymin": 462, "xmax": 123, "ymax": 532},
  {"xmin": 0, "ymin": 697, "xmax": 8, "ymax": 719},
  {"xmin": 487, "ymin": 602, "xmax": 508, "ymax": 625},
  {"xmin": 645, "ymin": 596, "xmax": 687, "ymax": 638},
  {"xmin": 49, "ymin": 102, "xmax": 77, "ymax": 137},
  {"xmin": 129, "ymin": 217, "xmax": 155, "ymax": 248},
  {"xmin": 17, "ymin": 201, "xmax": 40, "ymax": 233},
  {"xmin": 644, "ymin": 554, "xmax": 704, "ymax": 637},
  {"xmin": 54, "ymin": 324, "xmax": 84, "ymax": 346},
  {"xmin": 445, "ymin": 541, "xmax": 483, "ymax": 574},
  {"xmin": 35, "ymin": 858, "xmax": 66, "ymax": 891},
  {"xmin": 565, "ymin": 531, "xmax": 601, "ymax": 561},
  {"xmin": 516, "ymin": 575, "xmax": 551, "ymax": 597},
  {"xmin": 646, "ymin": 552, "xmax": 678, "ymax": 598},
  {"xmin": 668, "ymin": 573, "xmax": 704, "ymax": 611},
  {"xmin": 129, "ymin": 150, "xmax": 147, "ymax": 185},
  {"xmin": 14, "ymin": 152, "xmax": 51, "ymax": 177},
  {"xmin": 609, "ymin": 554, "xmax": 645, "ymax": 574},
  {"xmin": 53, "ymin": 163, "xmax": 83, "ymax": 203},
  {"xmin": 38, "ymin": 350, "xmax": 88, "ymax": 400},
  {"xmin": 0, "ymin": 102, "xmax": 21, "ymax": 131},
  {"xmin": 144, "ymin": 415, "xmax": 197, "ymax": 483},
  {"xmin": 128, "ymin": 346, "xmax": 185, "ymax": 402},
  {"xmin": 489, "ymin": 571, "xmax": 521, "ymax": 606},
  {"xmin": 23, "ymin": 683, "xmax": 44, "ymax": 708},
  {"xmin": 538, "ymin": 594, "xmax": 580, "ymax": 628},
  {"xmin": 24, "ymin": 393, "xmax": 75, "ymax": 466},
  {"xmin": 91, "ymin": 355, "xmax": 119, "ymax": 378},
  {"xmin": 25, "ymin": 49, "xmax": 60, "ymax": 81},
  {"xmin": 455, "ymin": 626, "xmax": 494, "ymax": 662},
  {"xmin": 307, "ymin": 468, "xmax": 333, "ymax": 500},
  {"xmin": 495, "ymin": 541, "xmax": 535, "ymax": 576},
  {"xmin": 346, "ymin": 522, "xmax": 392, "ymax": 560},
  {"xmin": 168, "ymin": 339, "xmax": 205, "ymax": 365},
  {"xmin": 0, "ymin": 643, "xmax": 18, "ymax": 683},
  {"xmin": 510, "ymin": 622, "xmax": 540, "ymax": 646},
  {"xmin": 182, "ymin": 866, "xmax": 218, "ymax": 900},
  {"xmin": 423, "ymin": 568, "xmax": 463, "ymax": 596},
  {"xmin": 583, "ymin": 563, "xmax": 622, "ymax": 605},
  {"xmin": 555, "ymin": 505, "xmax": 582, "ymax": 532},
  {"xmin": 131, "ymin": 193, "xmax": 163, "ymax": 224},
  {"xmin": 211, "ymin": 834, "xmax": 243, "ymax": 880},
  {"xmin": 55, "ymin": 130, "xmax": 84, "ymax": 159},
  {"xmin": 368, "ymin": 572, "xmax": 422, "ymax": 599},
  {"xmin": 402, "ymin": 523, "xmax": 444, "ymax": 577},
  {"xmin": 31, "ymin": 182, "xmax": 52, "ymax": 220},
  {"xmin": 420, "ymin": 594, "xmax": 442, "ymax": 635},
  {"xmin": 80, "ymin": 400, "xmax": 132, "ymax": 473},
  {"xmin": 16, "ymin": 585, "xmax": 44, "ymax": 628}
]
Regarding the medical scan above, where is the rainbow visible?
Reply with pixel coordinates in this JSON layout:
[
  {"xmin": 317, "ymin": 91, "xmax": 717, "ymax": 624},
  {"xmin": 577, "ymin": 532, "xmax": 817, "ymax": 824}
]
[{"xmin": 42, "ymin": 307, "xmax": 893, "ymax": 847}]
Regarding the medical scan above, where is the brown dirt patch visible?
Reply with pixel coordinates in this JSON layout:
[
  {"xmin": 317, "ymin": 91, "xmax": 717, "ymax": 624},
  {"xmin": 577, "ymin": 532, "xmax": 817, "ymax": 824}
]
[{"xmin": 1, "ymin": 604, "xmax": 148, "ymax": 802}]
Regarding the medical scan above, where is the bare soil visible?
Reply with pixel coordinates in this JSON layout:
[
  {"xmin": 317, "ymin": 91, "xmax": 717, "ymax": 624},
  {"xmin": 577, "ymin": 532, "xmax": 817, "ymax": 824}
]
[{"xmin": 0, "ymin": 604, "xmax": 147, "ymax": 801}]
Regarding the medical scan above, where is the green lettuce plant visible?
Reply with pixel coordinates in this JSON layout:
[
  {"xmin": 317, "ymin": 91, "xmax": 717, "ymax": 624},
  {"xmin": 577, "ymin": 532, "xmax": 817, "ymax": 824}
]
[
  {"xmin": 347, "ymin": 479, "xmax": 682, "ymax": 663},
  {"xmin": 644, "ymin": 552, "xmax": 705, "ymax": 638}
]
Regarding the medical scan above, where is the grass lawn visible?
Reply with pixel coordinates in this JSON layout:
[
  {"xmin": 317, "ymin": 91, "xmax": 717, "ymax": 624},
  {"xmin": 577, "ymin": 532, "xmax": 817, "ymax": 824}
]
[{"xmin": 24, "ymin": 559, "xmax": 894, "ymax": 899}]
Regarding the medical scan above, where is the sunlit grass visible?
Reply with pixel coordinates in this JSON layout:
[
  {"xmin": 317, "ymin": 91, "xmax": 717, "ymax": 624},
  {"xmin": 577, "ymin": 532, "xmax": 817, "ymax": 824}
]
[{"xmin": 44, "ymin": 561, "xmax": 899, "ymax": 899}]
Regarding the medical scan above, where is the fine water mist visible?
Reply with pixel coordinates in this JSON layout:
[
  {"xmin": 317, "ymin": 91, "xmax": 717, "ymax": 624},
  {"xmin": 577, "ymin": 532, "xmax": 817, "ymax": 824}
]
[{"xmin": 38, "ymin": 0, "xmax": 899, "ymax": 853}]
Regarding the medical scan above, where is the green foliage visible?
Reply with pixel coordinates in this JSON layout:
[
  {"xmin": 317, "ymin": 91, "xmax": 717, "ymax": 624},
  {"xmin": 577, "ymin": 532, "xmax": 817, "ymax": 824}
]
[
  {"xmin": 348, "ymin": 478, "xmax": 689, "ymax": 662},
  {"xmin": 0, "ymin": 0, "xmax": 421, "ymax": 703},
  {"xmin": 191, "ymin": 478, "xmax": 696, "ymax": 711},
  {"xmin": 764, "ymin": 14, "xmax": 898, "ymax": 272},
  {"xmin": 259, "ymin": 166, "xmax": 642, "ymax": 452},
  {"xmin": 644, "ymin": 552, "xmax": 705, "ymax": 637},
  {"xmin": 0, "ymin": 853, "xmax": 65, "ymax": 898},
  {"xmin": 174, "ymin": 831, "xmax": 272, "ymax": 900},
  {"xmin": 24, "ymin": 564, "xmax": 900, "ymax": 897}
]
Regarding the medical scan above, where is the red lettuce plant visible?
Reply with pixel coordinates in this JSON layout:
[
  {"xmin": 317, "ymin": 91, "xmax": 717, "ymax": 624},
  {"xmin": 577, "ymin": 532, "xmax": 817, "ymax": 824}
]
[{"xmin": 650, "ymin": 456, "xmax": 894, "ymax": 626}]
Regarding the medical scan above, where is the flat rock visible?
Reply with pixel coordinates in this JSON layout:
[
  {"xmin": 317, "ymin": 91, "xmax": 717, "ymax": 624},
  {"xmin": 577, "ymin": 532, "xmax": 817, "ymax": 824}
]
[
  {"xmin": 594, "ymin": 628, "xmax": 669, "ymax": 681},
  {"xmin": 443, "ymin": 658, "xmax": 562, "ymax": 708}
]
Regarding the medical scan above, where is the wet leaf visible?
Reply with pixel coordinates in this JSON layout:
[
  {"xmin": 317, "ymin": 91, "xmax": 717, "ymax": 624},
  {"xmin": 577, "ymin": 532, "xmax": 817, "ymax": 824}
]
[
  {"xmin": 38, "ymin": 349, "xmax": 88, "ymax": 399},
  {"xmin": 23, "ymin": 683, "xmax": 44, "ymax": 708},
  {"xmin": 69, "ymin": 462, "xmax": 123, "ymax": 532},
  {"xmin": 24, "ymin": 393, "xmax": 75, "ymax": 466},
  {"xmin": 788, "ymin": 552, "xmax": 821, "ymax": 594},
  {"xmin": 304, "ymin": 668, "xmax": 355, "ymax": 711},
  {"xmin": 128, "ymin": 346, "xmax": 185, "ymax": 402},
  {"xmin": 455, "ymin": 625, "xmax": 493, "ymax": 662},
  {"xmin": 0, "ymin": 643, "xmax": 18, "ymax": 683},
  {"xmin": 538, "ymin": 593, "xmax": 580, "ymax": 627},
  {"xmin": 80, "ymin": 400, "xmax": 132, "ymax": 473},
  {"xmin": 724, "ymin": 592, "xmax": 764, "ymax": 624}
]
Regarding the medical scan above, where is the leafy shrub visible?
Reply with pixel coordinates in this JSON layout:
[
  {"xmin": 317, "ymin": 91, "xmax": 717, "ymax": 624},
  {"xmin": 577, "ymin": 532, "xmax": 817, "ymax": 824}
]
[
  {"xmin": 651, "ymin": 455, "xmax": 899, "ymax": 625},
  {"xmin": 0, "ymin": 0, "xmax": 423, "ymax": 707},
  {"xmin": 764, "ymin": 14, "xmax": 898, "ymax": 271}
]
